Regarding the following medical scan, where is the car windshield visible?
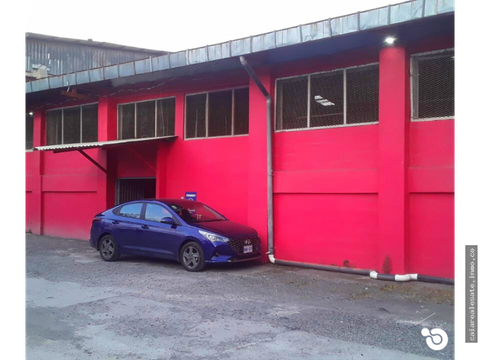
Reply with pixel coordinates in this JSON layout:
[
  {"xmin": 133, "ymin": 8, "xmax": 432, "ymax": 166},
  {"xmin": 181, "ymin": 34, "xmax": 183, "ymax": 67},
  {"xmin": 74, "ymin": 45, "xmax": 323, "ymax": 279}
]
[{"xmin": 166, "ymin": 201, "xmax": 226, "ymax": 223}]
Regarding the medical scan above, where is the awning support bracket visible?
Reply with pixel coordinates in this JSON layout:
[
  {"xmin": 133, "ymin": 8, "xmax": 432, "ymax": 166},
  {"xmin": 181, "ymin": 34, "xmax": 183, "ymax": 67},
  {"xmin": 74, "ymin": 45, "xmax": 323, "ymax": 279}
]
[{"xmin": 77, "ymin": 149, "xmax": 107, "ymax": 173}]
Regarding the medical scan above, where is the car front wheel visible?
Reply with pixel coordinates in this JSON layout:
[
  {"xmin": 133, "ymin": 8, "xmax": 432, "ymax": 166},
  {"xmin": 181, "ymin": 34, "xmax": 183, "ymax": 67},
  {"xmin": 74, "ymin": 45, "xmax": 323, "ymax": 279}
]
[{"xmin": 180, "ymin": 242, "xmax": 205, "ymax": 272}]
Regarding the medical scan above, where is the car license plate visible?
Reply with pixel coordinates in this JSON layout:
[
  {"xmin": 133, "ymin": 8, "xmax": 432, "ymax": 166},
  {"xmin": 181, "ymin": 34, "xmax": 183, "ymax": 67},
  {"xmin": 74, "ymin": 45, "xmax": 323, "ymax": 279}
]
[{"xmin": 243, "ymin": 245, "xmax": 253, "ymax": 253}]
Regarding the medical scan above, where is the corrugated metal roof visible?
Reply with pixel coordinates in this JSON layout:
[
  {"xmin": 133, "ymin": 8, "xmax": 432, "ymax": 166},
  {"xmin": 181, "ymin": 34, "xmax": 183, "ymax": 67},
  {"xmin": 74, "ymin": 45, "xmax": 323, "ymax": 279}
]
[
  {"xmin": 26, "ymin": 33, "xmax": 167, "ymax": 54},
  {"xmin": 26, "ymin": 34, "xmax": 168, "ymax": 77},
  {"xmin": 26, "ymin": 0, "xmax": 454, "ymax": 94},
  {"xmin": 34, "ymin": 136, "xmax": 177, "ymax": 152}
]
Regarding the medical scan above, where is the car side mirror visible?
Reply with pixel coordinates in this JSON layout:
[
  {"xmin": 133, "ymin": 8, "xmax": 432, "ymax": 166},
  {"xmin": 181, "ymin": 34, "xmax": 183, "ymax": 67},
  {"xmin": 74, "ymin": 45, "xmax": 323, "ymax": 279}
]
[{"xmin": 160, "ymin": 217, "xmax": 175, "ymax": 225}]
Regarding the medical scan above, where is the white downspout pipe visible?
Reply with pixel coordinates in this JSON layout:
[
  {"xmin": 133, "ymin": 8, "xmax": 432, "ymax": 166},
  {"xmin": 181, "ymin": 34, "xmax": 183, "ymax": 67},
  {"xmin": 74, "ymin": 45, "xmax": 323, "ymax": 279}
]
[{"xmin": 239, "ymin": 56, "xmax": 275, "ymax": 264}]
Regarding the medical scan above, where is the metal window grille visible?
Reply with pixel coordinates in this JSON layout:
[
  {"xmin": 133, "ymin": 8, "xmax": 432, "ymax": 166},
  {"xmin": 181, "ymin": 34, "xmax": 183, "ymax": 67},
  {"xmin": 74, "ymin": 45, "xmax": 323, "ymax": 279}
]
[
  {"xmin": 208, "ymin": 90, "xmax": 232, "ymax": 137},
  {"xmin": 234, "ymin": 88, "xmax": 249, "ymax": 135},
  {"xmin": 46, "ymin": 109, "xmax": 63, "ymax": 145},
  {"xmin": 26, "ymin": 114, "xmax": 34, "ymax": 150},
  {"xmin": 310, "ymin": 70, "xmax": 344, "ymax": 127},
  {"xmin": 275, "ymin": 64, "xmax": 379, "ymax": 131},
  {"xmin": 185, "ymin": 88, "xmax": 249, "ymax": 139},
  {"xmin": 156, "ymin": 98, "xmax": 175, "ymax": 137},
  {"xmin": 63, "ymin": 107, "xmax": 81, "ymax": 144},
  {"xmin": 136, "ymin": 101, "xmax": 156, "ymax": 139},
  {"xmin": 115, "ymin": 178, "xmax": 156, "ymax": 205},
  {"xmin": 119, "ymin": 103, "xmax": 135, "ymax": 140},
  {"xmin": 276, "ymin": 76, "xmax": 308, "ymax": 130},
  {"xmin": 347, "ymin": 65, "xmax": 379, "ymax": 124},
  {"xmin": 411, "ymin": 49, "xmax": 454, "ymax": 120},
  {"xmin": 185, "ymin": 94, "xmax": 207, "ymax": 139},
  {"xmin": 119, "ymin": 98, "xmax": 176, "ymax": 140},
  {"xmin": 81, "ymin": 104, "xmax": 98, "ymax": 143},
  {"xmin": 45, "ymin": 104, "xmax": 98, "ymax": 145}
]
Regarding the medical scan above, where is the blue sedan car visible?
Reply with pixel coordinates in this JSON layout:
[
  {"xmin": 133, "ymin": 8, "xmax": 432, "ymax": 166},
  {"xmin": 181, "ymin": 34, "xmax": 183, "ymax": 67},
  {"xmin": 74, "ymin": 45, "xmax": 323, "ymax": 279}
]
[{"xmin": 89, "ymin": 199, "xmax": 261, "ymax": 271}]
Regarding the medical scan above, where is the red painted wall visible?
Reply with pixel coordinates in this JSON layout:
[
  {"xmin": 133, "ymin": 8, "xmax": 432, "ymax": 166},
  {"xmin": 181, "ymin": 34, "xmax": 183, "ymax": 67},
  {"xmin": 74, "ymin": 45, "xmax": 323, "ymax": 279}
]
[
  {"xmin": 36, "ymin": 149, "xmax": 106, "ymax": 240},
  {"xmin": 25, "ymin": 36, "xmax": 454, "ymax": 278},
  {"xmin": 409, "ymin": 120, "xmax": 454, "ymax": 278},
  {"xmin": 26, "ymin": 152, "xmax": 34, "ymax": 232},
  {"xmin": 165, "ymin": 136, "xmax": 249, "ymax": 225},
  {"xmin": 273, "ymin": 126, "xmax": 379, "ymax": 270}
]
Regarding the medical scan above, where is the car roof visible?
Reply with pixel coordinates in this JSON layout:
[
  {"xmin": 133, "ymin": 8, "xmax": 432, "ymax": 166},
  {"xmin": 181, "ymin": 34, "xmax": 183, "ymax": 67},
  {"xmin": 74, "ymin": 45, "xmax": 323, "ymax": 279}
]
[{"xmin": 118, "ymin": 198, "xmax": 204, "ymax": 206}]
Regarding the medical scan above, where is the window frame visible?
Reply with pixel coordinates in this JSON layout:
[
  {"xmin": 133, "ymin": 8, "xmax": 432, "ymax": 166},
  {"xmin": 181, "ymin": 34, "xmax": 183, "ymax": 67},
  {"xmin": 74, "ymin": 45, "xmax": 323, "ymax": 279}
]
[
  {"xmin": 45, "ymin": 102, "xmax": 99, "ymax": 145},
  {"xmin": 184, "ymin": 86, "xmax": 249, "ymax": 140},
  {"xmin": 117, "ymin": 96, "xmax": 176, "ymax": 140},
  {"xmin": 274, "ymin": 62, "xmax": 379, "ymax": 133},
  {"xmin": 410, "ymin": 48, "xmax": 455, "ymax": 122}
]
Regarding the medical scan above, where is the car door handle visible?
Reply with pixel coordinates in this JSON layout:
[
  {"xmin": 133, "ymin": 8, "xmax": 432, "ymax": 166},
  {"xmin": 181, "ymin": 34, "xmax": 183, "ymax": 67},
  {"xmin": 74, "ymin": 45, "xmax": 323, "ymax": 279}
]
[
  {"xmin": 141, "ymin": 225, "xmax": 149, "ymax": 229},
  {"xmin": 112, "ymin": 221, "xmax": 120, "ymax": 225}
]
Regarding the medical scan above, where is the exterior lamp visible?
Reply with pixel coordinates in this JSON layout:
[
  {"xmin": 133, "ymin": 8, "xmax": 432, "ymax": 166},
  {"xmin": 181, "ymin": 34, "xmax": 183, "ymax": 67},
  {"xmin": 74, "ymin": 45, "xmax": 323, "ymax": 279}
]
[{"xmin": 384, "ymin": 36, "xmax": 396, "ymax": 45}]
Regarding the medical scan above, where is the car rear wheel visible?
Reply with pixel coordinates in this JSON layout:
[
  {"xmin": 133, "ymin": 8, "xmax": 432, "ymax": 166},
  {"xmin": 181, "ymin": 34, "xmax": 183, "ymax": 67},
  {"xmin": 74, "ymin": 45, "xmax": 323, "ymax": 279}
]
[
  {"xmin": 180, "ymin": 242, "xmax": 205, "ymax": 272},
  {"xmin": 99, "ymin": 235, "xmax": 121, "ymax": 262}
]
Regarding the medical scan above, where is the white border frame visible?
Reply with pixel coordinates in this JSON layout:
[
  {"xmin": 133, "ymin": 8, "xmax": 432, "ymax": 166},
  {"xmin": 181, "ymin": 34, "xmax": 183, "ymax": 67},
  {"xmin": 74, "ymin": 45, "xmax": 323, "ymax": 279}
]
[
  {"xmin": 274, "ymin": 62, "xmax": 379, "ymax": 132},
  {"xmin": 184, "ymin": 86, "xmax": 249, "ymax": 141},
  {"xmin": 410, "ymin": 48, "xmax": 455, "ymax": 122}
]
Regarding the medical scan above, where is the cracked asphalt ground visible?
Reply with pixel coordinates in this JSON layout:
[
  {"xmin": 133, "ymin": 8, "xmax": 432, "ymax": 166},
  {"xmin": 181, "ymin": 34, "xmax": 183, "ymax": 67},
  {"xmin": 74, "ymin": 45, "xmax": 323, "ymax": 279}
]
[{"xmin": 26, "ymin": 234, "xmax": 454, "ymax": 359}]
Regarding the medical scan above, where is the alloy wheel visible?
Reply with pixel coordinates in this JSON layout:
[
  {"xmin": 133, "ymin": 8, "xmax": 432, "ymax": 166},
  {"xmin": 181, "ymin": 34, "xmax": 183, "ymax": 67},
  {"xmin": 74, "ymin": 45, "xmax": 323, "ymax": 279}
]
[
  {"xmin": 183, "ymin": 246, "xmax": 200, "ymax": 269},
  {"xmin": 101, "ymin": 238, "xmax": 115, "ymax": 260}
]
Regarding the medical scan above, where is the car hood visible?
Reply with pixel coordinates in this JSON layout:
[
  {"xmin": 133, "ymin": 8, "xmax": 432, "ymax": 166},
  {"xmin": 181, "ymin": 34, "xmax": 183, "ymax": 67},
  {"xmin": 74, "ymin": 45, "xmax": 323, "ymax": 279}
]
[{"xmin": 191, "ymin": 220, "xmax": 257, "ymax": 240}]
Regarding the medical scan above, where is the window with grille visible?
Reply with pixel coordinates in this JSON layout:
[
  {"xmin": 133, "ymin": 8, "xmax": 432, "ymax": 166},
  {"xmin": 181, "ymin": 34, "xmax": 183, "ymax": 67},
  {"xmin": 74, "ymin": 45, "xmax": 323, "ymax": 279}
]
[
  {"xmin": 26, "ymin": 114, "xmax": 34, "ymax": 150},
  {"xmin": 185, "ymin": 88, "xmax": 249, "ymax": 139},
  {"xmin": 46, "ymin": 104, "xmax": 98, "ymax": 145},
  {"xmin": 118, "ymin": 98, "xmax": 175, "ymax": 140},
  {"xmin": 411, "ymin": 49, "xmax": 454, "ymax": 120},
  {"xmin": 276, "ymin": 64, "xmax": 379, "ymax": 131}
]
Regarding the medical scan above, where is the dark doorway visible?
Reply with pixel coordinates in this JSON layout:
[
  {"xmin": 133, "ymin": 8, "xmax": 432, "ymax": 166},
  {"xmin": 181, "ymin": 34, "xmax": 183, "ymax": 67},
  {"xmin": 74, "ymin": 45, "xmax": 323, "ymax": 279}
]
[{"xmin": 116, "ymin": 178, "xmax": 156, "ymax": 205}]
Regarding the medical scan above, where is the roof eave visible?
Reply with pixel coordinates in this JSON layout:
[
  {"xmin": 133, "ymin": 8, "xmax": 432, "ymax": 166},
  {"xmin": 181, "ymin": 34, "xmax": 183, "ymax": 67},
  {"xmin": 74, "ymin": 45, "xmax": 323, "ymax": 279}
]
[{"xmin": 25, "ymin": 0, "xmax": 454, "ymax": 95}]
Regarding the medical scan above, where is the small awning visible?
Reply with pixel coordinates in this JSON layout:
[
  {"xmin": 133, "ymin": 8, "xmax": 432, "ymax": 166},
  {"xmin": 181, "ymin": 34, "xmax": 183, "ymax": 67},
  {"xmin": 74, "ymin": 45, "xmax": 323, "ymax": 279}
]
[{"xmin": 33, "ymin": 136, "xmax": 177, "ymax": 153}]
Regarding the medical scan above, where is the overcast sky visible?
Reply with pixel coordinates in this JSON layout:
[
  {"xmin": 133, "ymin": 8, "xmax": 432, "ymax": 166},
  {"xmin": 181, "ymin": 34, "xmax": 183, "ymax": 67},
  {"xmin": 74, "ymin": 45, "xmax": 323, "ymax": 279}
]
[{"xmin": 25, "ymin": 0, "xmax": 393, "ymax": 52}]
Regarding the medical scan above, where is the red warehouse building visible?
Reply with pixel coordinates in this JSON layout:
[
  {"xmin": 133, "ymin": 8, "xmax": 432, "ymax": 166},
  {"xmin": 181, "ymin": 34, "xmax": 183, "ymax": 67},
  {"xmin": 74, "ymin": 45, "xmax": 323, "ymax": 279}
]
[{"xmin": 25, "ymin": 0, "xmax": 455, "ymax": 279}]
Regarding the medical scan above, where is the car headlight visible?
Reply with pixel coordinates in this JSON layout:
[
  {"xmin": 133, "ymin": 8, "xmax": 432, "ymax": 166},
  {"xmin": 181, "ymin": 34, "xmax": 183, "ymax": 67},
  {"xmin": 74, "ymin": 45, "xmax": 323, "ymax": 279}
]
[{"xmin": 198, "ymin": 230, "xmax": 229, "ymax": 243}]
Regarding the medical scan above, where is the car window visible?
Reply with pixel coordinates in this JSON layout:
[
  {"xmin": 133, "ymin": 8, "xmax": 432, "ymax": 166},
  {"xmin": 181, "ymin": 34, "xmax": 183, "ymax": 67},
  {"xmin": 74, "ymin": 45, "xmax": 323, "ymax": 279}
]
[
  {"xmin": 118, "ymin": 203, "xmax": 143, "ymax": 219},
  {"xmin": 145, "ymin": 204, "xmax": 172, "ymax": 223},
  {"xmin": 167, "ymin": 201, "xmax": 225, "ymax": 223}
]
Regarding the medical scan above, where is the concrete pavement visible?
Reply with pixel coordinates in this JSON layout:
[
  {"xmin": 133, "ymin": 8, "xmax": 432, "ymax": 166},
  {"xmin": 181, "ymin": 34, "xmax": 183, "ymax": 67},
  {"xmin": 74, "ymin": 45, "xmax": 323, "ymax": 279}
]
[{"xmin": 26, "ymin": 234, "xmax": 454, "ymax": 359}]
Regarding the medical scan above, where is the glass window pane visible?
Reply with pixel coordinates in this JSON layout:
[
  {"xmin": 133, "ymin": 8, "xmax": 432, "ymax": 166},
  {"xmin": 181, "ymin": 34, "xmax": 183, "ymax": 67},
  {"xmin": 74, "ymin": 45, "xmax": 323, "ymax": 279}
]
[
  {"xmin": 276, "ymin": 76, "xmax": 308, "ymax": 130},
  {"xmin": 118, "ymin": 203, "xmax": 143, "ymax": 219},
  {"xmin": 186, "ymin": 94, "xmax": 207, "ymax": 138},
  {"xmin": 310, "ymin": 71, "xmax": 344, "ymax": 127},
  {"xmin": 120, "ymin": 104, "xmax": 135, "ymax": 140},
  {"xmin": 234, "ymin": 88, "xmax": 249, "ymax": 135},
  {"xmin": 63, "ymin": 107, "xmax": 81, "ymax": 144},
  {"xmin": 347, "ymin": 65, "xmax": 379, "ymax": 124},
  {"xmin": 136, "ymin": 101, "xmax": 156, "ymax": 138},
  {"xmin": 145, "ymin": 204, "xmax": 172, "ymax": 222},
  {"xmin": 46, "ymin": 109, "xmax": 63, "ymax": 145},
  {"xmin": 208, "ymin": 90, "xmax": 232, "ymax": 137},
  {"xmin": 81, "ymin": 104, "xmax": 98, "ymax": 142},
  {"xmin": 156, "ymin": 98, "xmax": 176, "ymax": 137},
  {"xmin": 26, "ymin": 114, "xmax": 34, "ymax": 150}
]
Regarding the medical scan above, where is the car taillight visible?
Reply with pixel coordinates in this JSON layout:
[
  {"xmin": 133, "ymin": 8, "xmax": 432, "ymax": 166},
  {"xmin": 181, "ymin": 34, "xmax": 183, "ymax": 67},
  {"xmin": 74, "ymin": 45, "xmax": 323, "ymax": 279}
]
[{"xmin": 92, "ymin": 218, "xmax": 102, "ymax": 224}]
